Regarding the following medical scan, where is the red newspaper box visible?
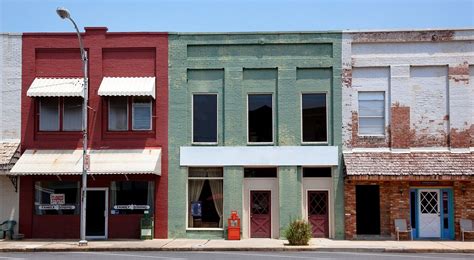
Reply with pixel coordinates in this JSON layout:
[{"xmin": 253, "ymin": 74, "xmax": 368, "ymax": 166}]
[{"xmin": 227, "ymin": 210, "xmax": 241, "ymax": 240}]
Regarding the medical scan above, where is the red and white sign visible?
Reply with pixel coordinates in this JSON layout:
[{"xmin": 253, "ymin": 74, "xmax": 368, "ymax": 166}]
[{"xmin": 50, "ymin": 194, "xmax": 65, "ymax": 205}]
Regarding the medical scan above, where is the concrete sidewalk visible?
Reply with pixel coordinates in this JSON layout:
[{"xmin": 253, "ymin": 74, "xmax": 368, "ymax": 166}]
[{"xmin": 0, "ymin": 238, "xmax": 473, "ymax": 253}]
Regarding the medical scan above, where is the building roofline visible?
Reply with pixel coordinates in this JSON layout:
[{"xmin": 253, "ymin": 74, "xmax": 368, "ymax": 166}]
[{"xmin": 342, "ymin": 27, "xmax": 474, "ymax": 33}]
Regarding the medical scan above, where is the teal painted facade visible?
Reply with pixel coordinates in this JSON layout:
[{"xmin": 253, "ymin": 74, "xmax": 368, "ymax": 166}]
[{"xmin": 168, "ymin": 32, "xmax": 343, "ymax": 239}]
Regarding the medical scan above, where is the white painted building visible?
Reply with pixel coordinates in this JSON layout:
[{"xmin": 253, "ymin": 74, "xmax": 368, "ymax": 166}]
[
  {"xmin": 0, "ymin": 33, "xmax": 22, "ymax": 235},
  {"xmin": 341, "ymin": 29, "xmax": 474, "ymax": 240}
]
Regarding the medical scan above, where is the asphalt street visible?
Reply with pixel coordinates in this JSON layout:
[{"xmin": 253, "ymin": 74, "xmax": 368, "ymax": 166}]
[{"xmin": 1, "ymin": 251, "xmax": 474, "ymax": 260}]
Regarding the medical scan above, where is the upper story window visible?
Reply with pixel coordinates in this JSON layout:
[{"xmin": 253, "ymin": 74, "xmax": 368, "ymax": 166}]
[
  {"xmin": 302, "ymin": 93, "xmax": 327, "ymax": 143},
  {"xmin": 193, "ymin": 94, "xmax": 217, "ymax": 143},
  {"xmin": 248, "ymin": 94, "xmax": 273, "ymax": 143},
  {"xmin": 39, "ymin": 97, "xmax": 82, "ymax": 132},
  {"xmin": 358, "ymin": 91, "xmax": 385, "ymax": 136},
  {"xmin": 108, "ymin": 97, "xmax": 152, "ymax": 131}
]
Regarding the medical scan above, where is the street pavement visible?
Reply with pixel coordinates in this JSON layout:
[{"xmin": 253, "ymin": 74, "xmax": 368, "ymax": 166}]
[
  {"xmin": 1, "ymin": 238, "xmax": 473, "ymax": 254},
  {"xmin": 1, "ymin": 251, "xmax": 474, "ymax": 260}
]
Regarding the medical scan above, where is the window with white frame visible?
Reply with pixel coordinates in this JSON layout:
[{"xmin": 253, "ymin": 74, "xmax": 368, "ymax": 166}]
[
  {"xmin": 108, "ymin": 97, "xmax": 152, "ymax": 131},
  {"xmin": 193, "ymin": 94, "xmax": 217, "ymax": 143},
  {"xmin": 248, "ymin": 94, "xmax": 273, "ymax": 143},
  {"xmin": 302, "ymin": 93, "xmax": 327, "ymax": 142},
  {"xmin": 188, "ymin": 168, "xmax": 223, "ymax": 228},
  {"xmin": 39, "ymin": 97, "xmax": 82, "ymax": 132},
  {"xmin": 358, "ymin": 91, "xmax": 385, "ymax": 135}
]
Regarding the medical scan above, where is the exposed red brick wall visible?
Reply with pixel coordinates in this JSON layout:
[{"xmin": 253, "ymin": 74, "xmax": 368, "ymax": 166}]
[
  {"xmin": 349, "ymin": 111, "xmax": 389, "ymax": 148},
  {"xmin": 390, "ymin": 105, "xmax": 412, "ymax": 148},
  {"xmin": 345, "ymin": 178, "xmax": 473, "ymax": 241},
  {"xmin": 450, "ymin": 127, "xmax": 472, "ymax": 148},
  {"xmin": 448, "ymin": 62, "xmax": 469, "ymax": 84},
  {"xmin": 454, "ymin": 181, "xmax": 474, "ymax": 241}
]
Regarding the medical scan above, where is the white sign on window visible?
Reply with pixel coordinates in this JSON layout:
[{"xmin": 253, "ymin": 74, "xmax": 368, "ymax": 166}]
[
  {"xmin": 113, "ymin": 205, "xmax": 150, "ymax": 210},
  {"xmin": 39, "ymin": 205, "xmax": 75, "ymax": 210},
  {"xmin": 50, "ymin": 194, "xmax": 65, "ymax": 205}
]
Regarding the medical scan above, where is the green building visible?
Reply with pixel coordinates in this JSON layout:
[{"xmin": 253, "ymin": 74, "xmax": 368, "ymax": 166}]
[{"xmin": 168, "ymin": 32, "xmax": 343, "ymax": 239}]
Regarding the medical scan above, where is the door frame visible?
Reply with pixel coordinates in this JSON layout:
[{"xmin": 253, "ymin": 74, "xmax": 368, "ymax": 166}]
[
  {"xmin": 85, "ymin": 187, "xmax": 109, "ymax": 240},
  {"xmin": 410, "ymin": 187, "xmax": 454, "ymax": 240},
  {"xmin": 249, "ymin": 189, "xmax": 272, "ymax": 238},
  {"xmin": 306, "ymin": 189, "xmax": 331, "ymax": 238}
]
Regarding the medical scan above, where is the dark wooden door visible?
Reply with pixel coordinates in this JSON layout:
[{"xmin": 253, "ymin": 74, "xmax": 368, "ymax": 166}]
[
  {"xmin": 308, "ymin": 191, "xmax": 329, "ymax": 238},
  {"xmin": 250, "ymin": 191, "xmax": 271, "ymax": 238}
]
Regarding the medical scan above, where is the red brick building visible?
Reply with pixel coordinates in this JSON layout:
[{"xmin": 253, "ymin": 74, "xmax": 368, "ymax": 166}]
[
  {"xmin": 12, "ymin": 27, "xmax": 168, "ymax": 239},
  {"xmin": 341, "ymin": 29, "xmax": 474, "ymax": 241}
]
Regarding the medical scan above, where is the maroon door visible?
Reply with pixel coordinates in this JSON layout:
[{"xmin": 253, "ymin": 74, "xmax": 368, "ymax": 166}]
[
  {"xmin": 308, "ymin": 191, "xmax": 329, "ymax": 238},
  {"xmin": 250, "ymin": 191, "xmax": 271, "ymax": 238}
]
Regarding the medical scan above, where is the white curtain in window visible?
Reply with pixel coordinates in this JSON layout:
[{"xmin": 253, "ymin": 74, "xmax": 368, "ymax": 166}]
[
  {"xmin": 109, "ymin": 97, "xmax": 128, "ymax": 130},
  {"xmin": 208, "ymin": 179, "xmax": 223, "ymax": 227},
  {"xmin": 188, "ymin": 179, "xmax": 205, "ymax": 228},
  {"xmin": 39, "ymin": 98, "xmax": 59, "ymax": 131},
  {"xmin": 63, "ymin": 98, "xmax": 83, "ymax": 131}
]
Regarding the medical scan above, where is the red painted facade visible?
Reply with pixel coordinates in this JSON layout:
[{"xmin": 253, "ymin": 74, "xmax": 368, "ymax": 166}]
[{"xmin": 20, "ymin": 27, "xmax": 168, "ymax": 239}]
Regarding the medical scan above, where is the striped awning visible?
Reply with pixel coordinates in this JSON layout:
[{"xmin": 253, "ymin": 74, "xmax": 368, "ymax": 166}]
[
  {"xmin": 98, "ymin": 77, "xmax": 156, "ymax": 99},
  {"xmin": 9, "ymin": 149, "xmax": 161, "ymax": 175},
  {"xmin": 27, "ymin": 78, "xmax": 84, "ymax": 97}
]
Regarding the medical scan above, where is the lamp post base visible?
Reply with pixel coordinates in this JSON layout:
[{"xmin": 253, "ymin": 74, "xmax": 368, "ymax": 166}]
[{"xmin": 78, "ymin": 240, "xmax": 88, "ymax": 246}]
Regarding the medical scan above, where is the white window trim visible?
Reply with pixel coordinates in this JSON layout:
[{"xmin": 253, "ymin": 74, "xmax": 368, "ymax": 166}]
[
  {"xmin": 247, "ymin": 93, "xmax": 274, "ymax": 145},
  {"xmin": 186, "ymin": 169, "xmax": 224, "ymax": 230},
  {"xmin": 300, "ymin": 92, "xmax": 329, "ymax": 144},
  {"xmin": 357, "ymin": 91, "xmax": 386, "ymax": 137},
  {"xmin": 191, "ymin": 93, "xmax": 219, "ymax": 145},
  {"xmin": 39, "ymin": 98, "xmax": 60, "ymax": 132},
  {"xmin": 62, "ymin": 98, "xmax": 83, "ymax": 132},
  {"xmin": 132, "ymin": 97, "xmax": 153, "ymax": 131},
  {"xmin": 108, "ymin": 97, "xmax": 129, "ymax": 131}
]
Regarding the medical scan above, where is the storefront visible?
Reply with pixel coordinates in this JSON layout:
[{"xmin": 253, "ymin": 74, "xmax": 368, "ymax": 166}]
[
  {"xmin": 11, "ymin": 149, "xmax": 163, "ymax": 239},
  {"xmin": 344, "ymin": 152, "xmax": 474, "ymax": 241}
]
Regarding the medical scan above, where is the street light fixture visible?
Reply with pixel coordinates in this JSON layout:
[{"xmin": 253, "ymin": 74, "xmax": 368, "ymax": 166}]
[{"xmin": 56, "ymin": 7, "xmax": 89, "ymax": 246}]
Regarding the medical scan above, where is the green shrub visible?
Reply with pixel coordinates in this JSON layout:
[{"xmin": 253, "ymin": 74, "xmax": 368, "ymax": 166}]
[{"xmin": 284, "ymin": 218, "xmax": 312, "ymax": 245}]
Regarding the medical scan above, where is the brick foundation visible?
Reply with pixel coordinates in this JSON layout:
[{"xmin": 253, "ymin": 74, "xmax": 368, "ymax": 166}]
[{"xmin": 344, "ymin": 179, "xmax": 474, "ymax": 241}]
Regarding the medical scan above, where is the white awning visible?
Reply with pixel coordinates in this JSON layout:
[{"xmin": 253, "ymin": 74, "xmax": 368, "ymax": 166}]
[
  {"xmin": 27, "ymin": 78, "xmax": 84, "ymax": 97},
  {"xmin": 10, "ymin": 149, "xmax": 161, "ymax": 175},
  {"xmin": 180, "ymin": 146, "xmax": 339, "ymax": 166},
  {"xmin": 98, "ymin": 77, "xmax": 156, "ymax": 99}
]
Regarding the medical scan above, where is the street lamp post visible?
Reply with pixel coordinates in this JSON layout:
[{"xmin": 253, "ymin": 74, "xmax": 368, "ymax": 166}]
[{"xmin": 56, "ymin": 7, "xmax": 89, "ymax": 246}]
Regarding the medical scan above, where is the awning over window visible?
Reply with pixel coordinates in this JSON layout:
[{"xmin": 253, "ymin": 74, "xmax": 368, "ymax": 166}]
[
  {"xmin": 9, "ymin": 149, "xmax": 161, "ymax": 175},
  {"xmin": 27, "ymin": 78, "xmax": 84, "ymax": 97},
  {"xmin": 98, "ymin": 77, "xmax": 156, "ymax": 99}
]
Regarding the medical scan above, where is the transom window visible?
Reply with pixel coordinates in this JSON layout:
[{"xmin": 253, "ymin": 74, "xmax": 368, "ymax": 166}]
[
  {"xmin": 248, "ymin": 94, "xmax": 273, "ymax": 143},
  {"xmin": 38, "ymin": 97, "xmax": 82, "ymax": 132},
  {"xmin": 302, "ymin": 93, "xmax": 327, "ymax": 142},
  {"xmin": 358, "ymin": 91, "xmax": 385, "ymax": 136},
  {"xmin": 193, "ymin": 94, "xmax": 217, "ymax": 143},
  {"xmin": 303, "ymin": 167, "xmax": 332, "ymax": 178},
  {"xmin": 108, "ymin": 97, "xmax": 152, "ymax": 131},
  {"xmin": 188, "ymin": 168, "xmax": 223, "ymax": 229}
]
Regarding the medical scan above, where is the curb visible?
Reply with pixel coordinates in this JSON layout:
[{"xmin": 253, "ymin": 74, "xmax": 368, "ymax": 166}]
[{"xmin": 1, "ymin": 247, "xmax": 473, "ymax": 253}]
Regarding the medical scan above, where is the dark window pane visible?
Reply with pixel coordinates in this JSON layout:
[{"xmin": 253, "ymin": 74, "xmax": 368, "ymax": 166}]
[
  {"xmin": 39, "ymin": 98, "xmax": 59, "ymax": 131},
  {"xmin": 410, "ymin": 191, "xmax": 416, "ymax": 228},
  {"xmin": 132, "ymin": 97, "xmax": 152, "ymax": 130},
  {"xmin": 110, "ymin": 181, "xmax": 154, "ymax": 215},
  {"xmin": 244, "ymin": 168, "xmax": 277, "ymax": 178},
  {"xmin": 303, "ymin": 167, "xmax": 332, "ymax": 178},
  {"xmin": 108, "ymin": 97, "xmax": 128, "ymax": 131},
  {"xmin": 189, "ymin": 167, "xmax": 223, "ymax": 178},
  {"xmin": 193, "ymin": 95, "xmax": 217, "ymax": 142},
  {"xmin": 34, "ymin": 181, "xmax": 80, "ymax": 215},
  {"xmin": 63, "ymin": 97, "xmax": 83, "ymax": 131},
  {"xmin": 248, "ymin": 94, "xmax": 273, "ymax": 142},
  {"xmin": 302, "ymin": 94, "xmax": 327, "ymax": 142}
]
